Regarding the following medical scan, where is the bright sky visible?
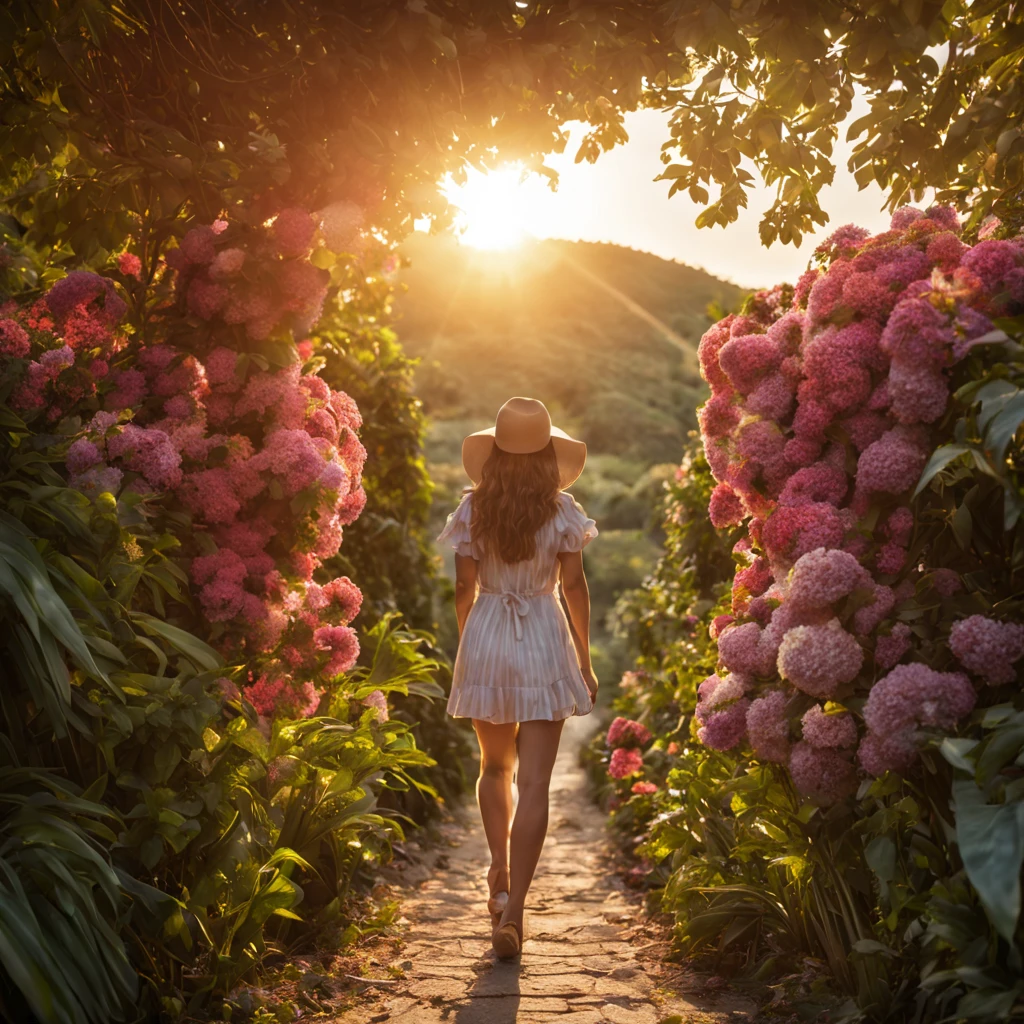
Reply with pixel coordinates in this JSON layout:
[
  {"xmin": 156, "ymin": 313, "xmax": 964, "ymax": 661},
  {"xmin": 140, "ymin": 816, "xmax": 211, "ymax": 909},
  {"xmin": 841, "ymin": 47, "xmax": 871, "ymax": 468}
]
[{"xmin": 442, "ymin": 107, "xmax": 911, "ymax": 291}]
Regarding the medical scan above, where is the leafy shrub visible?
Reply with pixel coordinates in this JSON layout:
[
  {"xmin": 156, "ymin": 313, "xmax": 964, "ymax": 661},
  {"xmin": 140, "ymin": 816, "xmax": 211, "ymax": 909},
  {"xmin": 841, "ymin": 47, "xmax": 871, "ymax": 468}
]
[
  {"xmin": 593, "ymin": 210, "xmax": 1024, "ymax": 1021},
  {"xmin": 0, "ymin": 210, "xmax": 457, "ymax": 1021}
]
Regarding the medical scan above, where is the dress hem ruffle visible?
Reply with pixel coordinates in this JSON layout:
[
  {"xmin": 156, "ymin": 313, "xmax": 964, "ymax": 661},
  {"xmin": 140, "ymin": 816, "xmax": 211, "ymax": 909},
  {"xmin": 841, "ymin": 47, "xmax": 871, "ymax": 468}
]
[{"xmin": 447, "ymin": 675, "xmax": 594, "ymax": 724}]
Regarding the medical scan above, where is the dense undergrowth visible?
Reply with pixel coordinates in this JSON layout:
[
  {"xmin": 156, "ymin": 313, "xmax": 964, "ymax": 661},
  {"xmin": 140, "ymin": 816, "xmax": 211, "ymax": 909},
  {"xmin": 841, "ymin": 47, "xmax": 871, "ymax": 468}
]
[{"xmin": 589, "ymin": 208, "xmax": 1024, "ymax": 1022}]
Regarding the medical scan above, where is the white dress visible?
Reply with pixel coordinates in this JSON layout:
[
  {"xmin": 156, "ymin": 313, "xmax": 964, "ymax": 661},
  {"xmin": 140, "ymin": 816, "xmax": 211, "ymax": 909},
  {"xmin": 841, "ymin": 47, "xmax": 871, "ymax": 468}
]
[{"xmin": 438, "ymin": 491, "xmax": 598, "ymax": 724}]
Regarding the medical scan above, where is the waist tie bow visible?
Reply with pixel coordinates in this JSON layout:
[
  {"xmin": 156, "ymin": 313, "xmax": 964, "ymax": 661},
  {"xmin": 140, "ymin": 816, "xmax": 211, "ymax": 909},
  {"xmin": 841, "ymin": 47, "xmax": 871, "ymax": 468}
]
[
  {"xmin": 480, "ymin": 587, "xmax": 553, "ymax": 641},
  {"xmin": 500, "ymin": 591, "xmax": 531, "ymax": 641}
]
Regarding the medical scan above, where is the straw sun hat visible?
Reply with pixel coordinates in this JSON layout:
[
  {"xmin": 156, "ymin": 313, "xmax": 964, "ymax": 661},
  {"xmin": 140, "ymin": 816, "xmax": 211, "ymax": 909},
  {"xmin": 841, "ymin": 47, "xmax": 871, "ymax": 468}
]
[{"xmin": 462, "ymin": 397, "xmax": 587, "ymax": 489}]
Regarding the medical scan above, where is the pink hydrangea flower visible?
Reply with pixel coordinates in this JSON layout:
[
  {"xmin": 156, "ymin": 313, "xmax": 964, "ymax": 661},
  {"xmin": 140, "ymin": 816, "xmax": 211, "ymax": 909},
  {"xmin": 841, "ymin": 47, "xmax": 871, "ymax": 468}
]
[
  {"xmin": 606, "ymin": 717, "xmax": 652, "ymax": 748},
  {"xmin": 788, "ymin": 742, "xmax": 857, "ymax": 804},
  {"xmin": 362, "ymin": 689, "xmax": 389, "ymax": 721},
  {"xmin": 762, "ymin": 503, "xmax": 850, "ymax": 567},
  {"xmin": 319, "ymin": 200, "xmax": 365, "ymax": 251},
  {"xmin": 863, "ymin": 663, "xmax": 976, "ymax": 735},
  {"xmin": 187, "ymin": 278, "xmax": 228, "ymax": 319},
  {"xmin": 697, "ymin": 699, "xmax": 750, "ymax": 751},
  {"xmin": 875, "ymin": 623, "xmax": 912, "ymax": 669},
  {"xmin": 697, "ymin": 317, "xmax": 735, "ymax": 393},
  {"xmin": 609, "ymin": 747, "xmax": 644, "ymax": 779},
  {"xmin": 857, "ymin": 730, "xmax": 918, "ymax": 776},
  {"xmin": 274, "ymin": 208, "xmax": 317, "ymax": 257},
  {"xmin": 801, "ymin": 704, "xmax": 857, "ymax": 749},
  {"xmin": 106, "ymin": 368, "xmax": 148, "ymax": 411},
  {"xmin": 718, "ymin": 622, "xmax": 776, "ymax": 677},
  {"xmin": 631, "ymin": 781, "xmax": 658, "ymax": 795},
  {"xmin": 46, "ymin": 270, "xmax": 126, "ymax": 325},
  {"xmin": 709, "ymin": 482, "xmax": 745, "ymax": 528},
  {"xmin": 314, "ymin": 624, "xmax": 360, "ymax": 676},
  {"xmin": 745, "ymin": 690, "xmax": 791, "ymax": 763},
  {"xmin": 0, "ymin": 318, "xmax": 30, "ymax": 358},
  {"xmin": 929, "ymin": 568, "xmax": 961, "ymax": 597},
  {"xmin": 209, "ymin": 247, "xmax": 246, "ymax": 279},
  {"xmin": 777, "ymin": 619, "xmax": 864, "ymax": 698},
  {"xmin": 856, "ymin": 426, "xmax": 929, "ymax": 496},
  {"xmin": 179, "ymin": 225, "xmax": 217, "ymax": 264},
  {"xmin": 787, "ymin": 547, "xmax": 870, "ymax": 610},
  {"xmin": 117, "ymin": 252, "xmax": 142, "ymax": 279},
  {"xmin": 949, "ymin": 615, "xmax": 1024, "ymax": 685},
  {"xmin": 106, "ymin": 424, "xmax": 182, "ymax": 489},
  {"xmin": 66, "ymin": 438, "xmax": 103, "ymax": 475},
  {"xmin": 322, "ymin": 576, "xmax": 362, "ymax": 622}
]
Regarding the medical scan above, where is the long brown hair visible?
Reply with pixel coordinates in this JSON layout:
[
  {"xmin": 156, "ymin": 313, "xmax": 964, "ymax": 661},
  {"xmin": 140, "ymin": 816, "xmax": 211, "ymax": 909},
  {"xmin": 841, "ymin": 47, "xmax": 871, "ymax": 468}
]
[{"xmin": 471, "ymin": 442, "xmax": 561, "ymax": 563}]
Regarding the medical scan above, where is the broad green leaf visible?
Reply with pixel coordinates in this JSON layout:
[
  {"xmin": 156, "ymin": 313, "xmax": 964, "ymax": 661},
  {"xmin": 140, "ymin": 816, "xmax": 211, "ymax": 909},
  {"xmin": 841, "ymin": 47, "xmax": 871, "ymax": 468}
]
[
  {"xmin": 984, "ymin": 392, "xmax": 1024, "ymax": 464},
  {"xmin": 129, "ymin": 613, "xmax": 222, "ymax": 672},
  {"xmin": 953, "ymin": 780, "xmax": 1024, "ymax": 942},
  {"xmin": 913, "ymin": 444, "xmax": 970, "ymax": 496}
]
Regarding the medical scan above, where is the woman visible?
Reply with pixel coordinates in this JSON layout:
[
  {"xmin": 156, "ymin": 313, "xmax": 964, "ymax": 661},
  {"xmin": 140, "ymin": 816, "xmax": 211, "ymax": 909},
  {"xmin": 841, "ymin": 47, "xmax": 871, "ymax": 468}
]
[{"xmin": 437, "ymin": 396, "xmax": 599, "ymax": 959}]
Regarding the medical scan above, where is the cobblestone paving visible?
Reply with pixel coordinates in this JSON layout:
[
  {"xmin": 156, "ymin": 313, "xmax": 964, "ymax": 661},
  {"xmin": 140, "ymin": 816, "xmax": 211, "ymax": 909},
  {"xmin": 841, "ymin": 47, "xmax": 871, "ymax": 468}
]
[{"xmin": 335, "ymin": 717, "xmax": 756, "ymax": 1024}]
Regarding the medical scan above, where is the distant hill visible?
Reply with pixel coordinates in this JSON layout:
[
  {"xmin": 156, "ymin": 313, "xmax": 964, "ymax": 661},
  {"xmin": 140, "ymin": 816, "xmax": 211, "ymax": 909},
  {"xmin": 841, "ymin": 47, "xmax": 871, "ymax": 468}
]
[{"xmin": 393, "ymin": 233, "xmax": 745, "ymax": 466}]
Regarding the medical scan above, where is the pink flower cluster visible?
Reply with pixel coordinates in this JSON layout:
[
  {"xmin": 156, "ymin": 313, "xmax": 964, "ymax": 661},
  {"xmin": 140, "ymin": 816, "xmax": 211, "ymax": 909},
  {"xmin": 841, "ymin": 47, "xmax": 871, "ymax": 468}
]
[
  {"xmin": 6, "ymin": 217, "xmax": 369, "ymax": 721},
  {"xmin": 607, "ymin": 716, "xmax": 652, "ymax": 748},
  {"xmin": 1, "ymin": 280, "xmax": 127, "ymax": 423},
  {"xmin": 948, "ymin": 615, "xmax": 1024, "ymax": 685},
  {"xmin": 168, "ymin": 210, "xmax": 329, "ymax": 340},
  {"xmin": 606, "ymin": 716, "xmax": 652, "ymax": 783},
  {"xmin": 609, "ymin": 747, "xmax": 644, "ymax": 779},
  {"xmin": 859, "ymin": 664, "xmax": 976, "ymax": 774},
  {"xmin": 694, "ymin": 206, "xmax": 1021, "ymax": 798}
]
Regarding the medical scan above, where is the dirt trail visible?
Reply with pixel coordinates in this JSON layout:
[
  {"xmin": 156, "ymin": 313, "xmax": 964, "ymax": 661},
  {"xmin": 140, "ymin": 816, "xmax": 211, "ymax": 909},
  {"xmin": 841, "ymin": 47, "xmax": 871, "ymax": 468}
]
[{"xmin": 335, "ymin": 716, "xmax": 756, "ymax": 1024}]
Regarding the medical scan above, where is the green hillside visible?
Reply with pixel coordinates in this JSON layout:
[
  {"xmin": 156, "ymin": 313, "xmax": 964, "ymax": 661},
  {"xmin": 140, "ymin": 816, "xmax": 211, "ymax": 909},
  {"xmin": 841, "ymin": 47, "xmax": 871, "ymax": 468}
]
[
  {"xmin": 394, "ymin": 232, "xmax": 746, "ymax": 677},
  {"xmin": 396, "ymin": 232, "xmax": 744, "ymax": 465}
]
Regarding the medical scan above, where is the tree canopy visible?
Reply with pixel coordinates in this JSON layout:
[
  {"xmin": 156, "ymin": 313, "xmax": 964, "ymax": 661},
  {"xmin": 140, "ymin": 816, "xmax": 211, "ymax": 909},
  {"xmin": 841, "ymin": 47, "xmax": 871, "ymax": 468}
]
[{"xmin": 2, "ymin": 0, "xmax": 1023, "ymax": 269}]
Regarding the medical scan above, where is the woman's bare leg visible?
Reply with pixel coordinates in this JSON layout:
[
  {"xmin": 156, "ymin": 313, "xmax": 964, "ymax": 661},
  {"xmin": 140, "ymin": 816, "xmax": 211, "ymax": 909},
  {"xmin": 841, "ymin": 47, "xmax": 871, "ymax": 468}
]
[
  {"xmin": 472, "ymin": 720, "xmax": 518, "ymax": 897},
  {"xmin": 499, "ymin": 718, "xmax": 565, "ymax": 935}
]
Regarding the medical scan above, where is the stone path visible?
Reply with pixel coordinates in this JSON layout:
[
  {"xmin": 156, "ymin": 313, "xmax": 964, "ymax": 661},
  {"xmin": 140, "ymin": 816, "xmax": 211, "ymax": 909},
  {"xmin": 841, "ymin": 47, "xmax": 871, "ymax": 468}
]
[{"xmin": 335, "ymin": 716, "xmax": 756, "ymax": 1024}]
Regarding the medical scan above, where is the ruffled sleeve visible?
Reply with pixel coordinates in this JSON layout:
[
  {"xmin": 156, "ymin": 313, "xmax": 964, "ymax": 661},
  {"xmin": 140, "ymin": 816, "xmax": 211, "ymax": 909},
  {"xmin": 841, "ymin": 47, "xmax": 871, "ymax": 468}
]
[
  {"xmin": 556, "ymin": 493, "xmax": 598, "ymax": 553},
  {"xmin": 436, "ymin": 492, "xmax": 479, "ymax": 558}
]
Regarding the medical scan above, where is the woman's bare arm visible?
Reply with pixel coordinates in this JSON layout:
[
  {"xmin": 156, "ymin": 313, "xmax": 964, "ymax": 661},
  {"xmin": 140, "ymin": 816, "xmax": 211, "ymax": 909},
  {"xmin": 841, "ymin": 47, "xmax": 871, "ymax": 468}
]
[
  {"xmin": 558, "ymin": 549, "xmax": 598, "ymax": 699},
  {"xmin": 454, "ymin": 553, "xmax": 479, "ymax": 637}
]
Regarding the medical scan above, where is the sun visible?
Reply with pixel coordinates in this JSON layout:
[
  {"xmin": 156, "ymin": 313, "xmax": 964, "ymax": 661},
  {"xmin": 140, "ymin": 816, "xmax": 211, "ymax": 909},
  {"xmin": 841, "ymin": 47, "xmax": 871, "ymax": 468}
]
[{"xmin": 445, "ymin": 165, "xmax": 531, "ymax": 251}]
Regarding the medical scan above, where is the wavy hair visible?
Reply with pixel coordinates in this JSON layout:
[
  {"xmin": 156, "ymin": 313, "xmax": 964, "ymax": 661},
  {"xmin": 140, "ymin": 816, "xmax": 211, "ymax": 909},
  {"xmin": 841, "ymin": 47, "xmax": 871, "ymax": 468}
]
[{"xmin": 470, "ymin": 442, "xmax": 561, "ymax": 563}]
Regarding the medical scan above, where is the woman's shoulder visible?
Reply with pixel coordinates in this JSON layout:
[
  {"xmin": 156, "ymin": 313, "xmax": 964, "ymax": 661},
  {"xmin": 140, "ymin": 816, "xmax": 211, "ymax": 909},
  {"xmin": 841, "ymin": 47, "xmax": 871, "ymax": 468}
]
[
  {"xmin": 452, "ymin": 488, "xmax": 474, "ymax": 513},
  {"xmin": 437, "ymin": 489, "xmax": 477, "ymax": 553},
  {"xmin": 554, "ymin": 490, "xmax": 597, "ymax": 551},
  {"xmin": 557, "ymin": 490, "xmax": 586, "ymax": 515}
]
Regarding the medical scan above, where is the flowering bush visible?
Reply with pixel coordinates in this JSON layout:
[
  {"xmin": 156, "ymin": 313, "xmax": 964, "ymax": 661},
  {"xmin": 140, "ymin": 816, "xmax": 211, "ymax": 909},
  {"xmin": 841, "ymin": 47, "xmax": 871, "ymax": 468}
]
[
  {"xmin": 695, "ymin": 205, "xmax": 1023, "ymax": 798},
  {"xmin": 1, "ymin": 214, "xmax": 370, "ymax": 717},
  {"xmin": 589, "ymin": 210, "xmax": 1024, "ymax": 1021},
  {"xmin": 0, "ymin": 206, "xmax": 463, "ymax": 1020}
]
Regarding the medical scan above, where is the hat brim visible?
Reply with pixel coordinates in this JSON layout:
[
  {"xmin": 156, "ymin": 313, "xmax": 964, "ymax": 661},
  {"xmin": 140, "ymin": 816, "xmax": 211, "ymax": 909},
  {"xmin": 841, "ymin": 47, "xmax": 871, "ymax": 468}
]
[{"xmin": 462, "ymin": 425, "xmax": 587, "ymax": 489}]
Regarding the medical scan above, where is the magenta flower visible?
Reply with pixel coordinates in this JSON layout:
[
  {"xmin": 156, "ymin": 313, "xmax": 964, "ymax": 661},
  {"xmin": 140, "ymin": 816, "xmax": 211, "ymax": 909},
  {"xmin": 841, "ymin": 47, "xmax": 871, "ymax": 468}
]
[
  {"xmin": 0, "ymin": 318, "xmax": 30, "ymax": 358},
  {"xmin": 609, "ymin": 747, "xmax": 644, "ymax": 779},
  {"xmin": 606, "ymin": 716, "xmax": 652, "ymax": 748}
]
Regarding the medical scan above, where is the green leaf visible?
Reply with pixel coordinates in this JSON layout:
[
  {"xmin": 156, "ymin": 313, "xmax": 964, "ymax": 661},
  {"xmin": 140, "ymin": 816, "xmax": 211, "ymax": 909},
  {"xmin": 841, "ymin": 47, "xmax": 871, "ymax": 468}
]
[
  {"xmin": 940, "ymin": 737, "xmax": 979, "ymax": 773},
  {"xmin": 984, "ymin": 392, "xmax": 1024, "ymax": 464},
  {"xmin": 129, "ymin": 613, "xmax": 222, "ymax": 672},
  {"xmin": 953, "ymin": 780, "xmax": 1024, "ymax": 942},
  {"xmin": 913, "ymin": 444, "xmax": 970, "ymax": 496}
]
